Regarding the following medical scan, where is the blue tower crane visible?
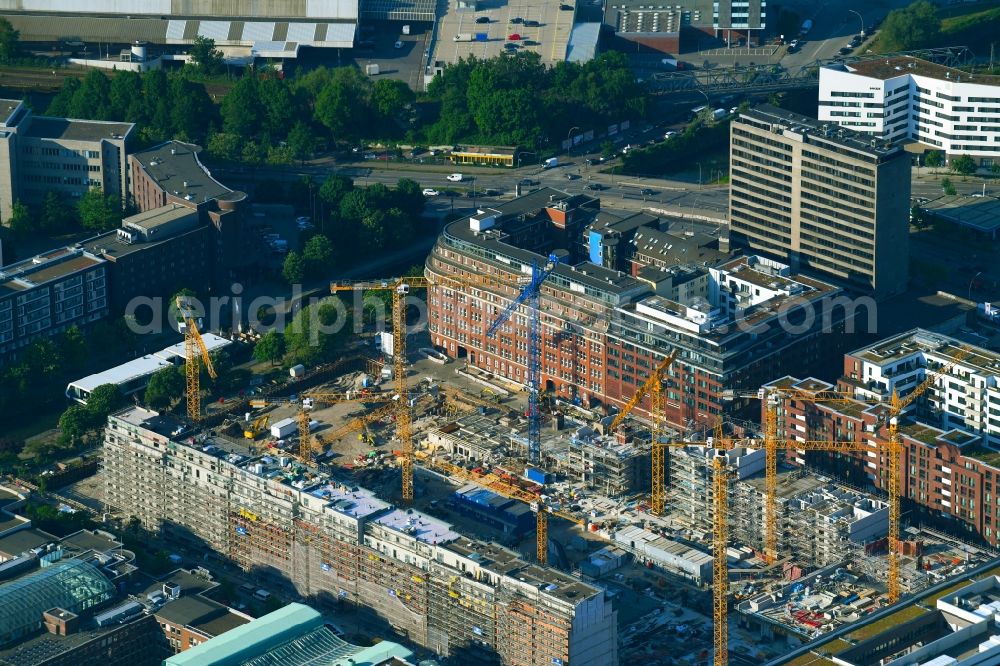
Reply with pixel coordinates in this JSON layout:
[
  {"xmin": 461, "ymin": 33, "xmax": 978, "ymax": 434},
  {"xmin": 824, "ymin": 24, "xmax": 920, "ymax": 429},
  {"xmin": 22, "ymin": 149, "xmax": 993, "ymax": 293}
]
[{"xmin": 486, "ymin": 253, "xmax": 560, "ymax": 465}]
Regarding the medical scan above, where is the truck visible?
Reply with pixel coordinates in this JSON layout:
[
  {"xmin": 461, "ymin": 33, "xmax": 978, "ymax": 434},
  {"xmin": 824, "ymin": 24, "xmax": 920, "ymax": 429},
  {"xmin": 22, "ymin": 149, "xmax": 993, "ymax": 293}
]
[
  {"xmin": 712, "ymin": 108, "xmax": 727, "ymax": 121},
  {"xmin": 402, "ymin": 24, "xmax": 411, "ymax": 35},
  {"xmin": 543, "ymin": 157, "xmax": 559, "ymax": 169},
  {"xmin": 690, "ymin": 104, "xmax": 708, "ymax": 119},
  {"xmin": 660, "ymin": 57, "xmax": 685, "ymax": 70},
  {"xmin": 453, "ymin": 33, "xmax": 473, "ymax": 42},
  {"xmin": 800, "ymin": 19, "xmax": 813, "ymax": 35},
  {"xmin": 270, "ymin": 417, "xmax": 297, "ymax": 439}
]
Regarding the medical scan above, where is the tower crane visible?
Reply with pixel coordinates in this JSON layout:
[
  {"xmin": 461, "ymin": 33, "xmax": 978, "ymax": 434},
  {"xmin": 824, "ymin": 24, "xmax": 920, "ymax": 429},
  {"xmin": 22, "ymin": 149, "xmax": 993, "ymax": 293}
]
[
  {"xmin": 176, "ymin": 297, "xmax": 217, "ymax": 421},
  {"xmin": 871, "ymin": 346, "xmax": 972, "ymax": 603},
  {"xmin": 331, "ymin": 272, "xmax": 519, "ymax": 500},
  {"xmin": 484, "ymin": 253, "xmax": 560, "ymax": 466},
  {"xmin": 609, "ymin": 350, "xmax": 678, "ymax": 514}
]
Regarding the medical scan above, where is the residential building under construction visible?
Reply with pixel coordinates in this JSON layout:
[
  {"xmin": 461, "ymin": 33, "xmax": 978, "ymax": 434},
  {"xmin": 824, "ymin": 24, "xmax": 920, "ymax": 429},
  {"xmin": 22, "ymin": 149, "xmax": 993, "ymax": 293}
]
[{"xmin": 102, "ymin": 406, "xmax": 618, "ymax": 666}]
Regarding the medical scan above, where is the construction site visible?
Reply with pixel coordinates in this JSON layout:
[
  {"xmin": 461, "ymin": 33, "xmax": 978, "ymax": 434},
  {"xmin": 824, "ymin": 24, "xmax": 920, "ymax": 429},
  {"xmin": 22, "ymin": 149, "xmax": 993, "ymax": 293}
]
[{"xmin": 88, "ymin": 256, "xmax": 1000, "ymax": 665}]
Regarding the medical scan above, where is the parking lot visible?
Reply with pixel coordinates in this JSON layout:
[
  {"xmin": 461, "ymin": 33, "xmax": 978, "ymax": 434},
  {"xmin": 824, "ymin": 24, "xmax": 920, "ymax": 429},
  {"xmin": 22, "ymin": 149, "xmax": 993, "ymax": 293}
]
[
  {"xmin": 349, "ymin": 21, "xmax": 431, "ymax": 91},
  {"xmin": 433, "ymin": 0, "xmax": 576, "ymax": 66}
]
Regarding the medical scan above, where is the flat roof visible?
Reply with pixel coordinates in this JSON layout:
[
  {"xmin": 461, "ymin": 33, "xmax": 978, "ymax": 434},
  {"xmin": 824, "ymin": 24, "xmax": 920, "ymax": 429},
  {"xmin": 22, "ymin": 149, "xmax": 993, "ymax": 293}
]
[
  {"xmin": 0, "ymin": 98, "xmax": 21, "ymax": 126},
  {"xmin": 739, "ymin": 104, "xmax": 903, "ymax": 158},
  {"xmin": 68, "ymin": 333, "xmax": 232, "ymax": 395},
  {"xmin": 125, "ymin": 203, "xmax": 200, "ymax": 231},
  {"xmin": 0, "ymin": 247, "xmax": 105, "ymax": 296},
  {"xmin": 23, "ymin": 115, "xmax": 132, "ymax": 142},
  {"xmin": 0, "ymin": 528, "xmax": 56, "ymax": 558},
  {"xmin": 131, "ymin": 141, "xmax": 234, "ymax": 204},
  {"xmin": 844, "ymin": 56, "xmax": 1000, "ymax": 86},
  {"xmin": 374, "ymin": 509, "xmax": 460, "ymax": 546},
  {"xmin": 307, "ymin": 483, "xmax": 391, "ymax": 520},
  {"xmin": 851, "ymin": 328, "xmax": 1000, "ymax": 378},
  {"xmin": 452, "ymin": 145, "xmax": 517, "ymax": 157},
  {"xmin": 920, "ymin": 194, "xmax": 1000, "ymax": 233}
]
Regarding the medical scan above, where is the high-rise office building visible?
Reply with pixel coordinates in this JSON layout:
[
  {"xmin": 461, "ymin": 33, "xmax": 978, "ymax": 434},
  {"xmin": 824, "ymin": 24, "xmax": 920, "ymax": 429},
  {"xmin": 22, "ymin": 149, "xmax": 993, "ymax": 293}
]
[{"xmin": 729, "ymin": 104, "xmax": 911, "ymax": 300}]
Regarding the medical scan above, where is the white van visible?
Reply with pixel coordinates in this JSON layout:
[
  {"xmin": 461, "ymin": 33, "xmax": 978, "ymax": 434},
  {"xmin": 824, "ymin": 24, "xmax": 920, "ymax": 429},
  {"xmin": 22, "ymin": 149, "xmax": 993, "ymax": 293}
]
[{"xmin": 447, "ymin": 173, "xmax": 463, "ymax": 182}]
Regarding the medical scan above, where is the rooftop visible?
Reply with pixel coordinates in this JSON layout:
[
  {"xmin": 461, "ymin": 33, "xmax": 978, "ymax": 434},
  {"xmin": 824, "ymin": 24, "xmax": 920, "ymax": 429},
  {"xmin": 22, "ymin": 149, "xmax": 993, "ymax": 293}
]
[
  {"xmin": 23, "ymin": 116, "xmax": 132, "ymax": 142},
  {"xmin": 738, "ymin": 104, "xmax": 904, "ymax": 159},
  {"xmin": 374, "ymin": 508, "xmax": 460, "ymax": 546},
  {"xmin": 452, "ymin": 145, "xmax": 517, "ymax": 157},
  {"xmin": 630, "ymin": 226, "xmax": 731, "ymax": 268},
  {"xmin": 842, "ymin": 56, "xmax": 1000, "ymax": 86},
  {"xmin": 0, "ymin": 248, "xmax": 105, "ymax": 296},
  {"xmin": 131, "ymin": 140, "xmax": 235, "ymax": 204},
  {"xmin": 0, "ymin": 98, "xmax": 21, "ymax": 127},
  {"xmin": 919, "ymin": 194, "xmax": 1000, "ymax": 234},
  {"xmin": 306, "ymin": 483, "xmax": 391, "ymax": 520},
  {"xmin": 124, "ymin": 203, "xmax": 200, "ymax": 233},
  {"xmin": 67, "ymin": 333, "xmax": 232, "ymax": 398},
  {"xmin": 851, "ymin": 328, "xmax": 1000, "ymax": 378}
]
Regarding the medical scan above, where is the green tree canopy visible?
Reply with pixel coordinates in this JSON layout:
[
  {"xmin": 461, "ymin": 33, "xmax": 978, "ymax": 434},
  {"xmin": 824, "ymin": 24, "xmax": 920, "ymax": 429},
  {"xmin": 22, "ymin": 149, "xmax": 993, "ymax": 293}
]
[
  {"xmin": 287, "ymin": 121, "xmax": 316, "ymax": 162},
  {"xmin": 941, "ymin": 177, "xmax": 957, "ymax": 195},
  {"xmin": 221, "ymin": 76, "xmax": 262, "ymax": 139},
  {"xmin": 314, "ymin": 67, "xmax": 371, "ymax": 142},
  {"xmin": 924, "ymin": 150, "xmax": 944, "ymax": 169},
  {"xmin": 0, "ymin": 18, "xmax": 19, "ymax": 62},
  {"xmin": 371, "ymin": 78, "xmax": 415, "ymax": 120},
  {"xmin": 303, "ymin": 234, "xmax": 334, "ymax": 277},
  {"xmin": 87, "ymin": 384, "xmax": 124, "ymax": 421},
  {"xmin": 190, "ymin": 35, "xmax": 224, "ymax": 75},
  {"xmin": 253, "ymin": 330, "xmax": 285, "ymax": 365},
  {"xmin": 949, "ymin": 154, "xmax": 977, "ymax": 176},
  {"xmin": 69, "ymin": 70, "xmax": 113, "ymax": 121},
  {"xmin": 878, "ymin": 0, "xmax": 941, "ymax": 51},
  {"xmin": 282, "ymin": 250, "xmax": 306, "ymax": 284},
  {"xmin": 144, "ymin": 366, "xmax": 185, "ymax": 410},
  {"xmin": 77, "ymin": 188, "xmax": 122, "ymax": 232},
  {"xmin": 284, "ymin": 300, "xmax": 350, "ymax": 364},
  {"xmin": 8, "ymin": 201, "xmax": 34, "ymax": 237}
]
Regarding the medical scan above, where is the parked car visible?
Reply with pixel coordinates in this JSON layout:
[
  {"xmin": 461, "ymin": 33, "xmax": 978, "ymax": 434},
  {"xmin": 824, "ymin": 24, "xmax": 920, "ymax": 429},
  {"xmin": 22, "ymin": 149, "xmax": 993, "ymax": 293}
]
[
  {"xmin": 839, "ymin": 45, "xmax": 853, "ymax": 55},
  {"xmin": 523, "ymin": 19, "xmax": 540, "ymax": 27},
  {"xmin": 560, "ymin": 3, "xmax": 573, "ymax": 10},
  {"xmin": 422, "ymin": 188, "xmax": 440, "ymax": 196},
  {"xmin": 584, "ymin": 183, "xmax": 605, "ymax": 191},
  {"xmin": 394, "ymin": 40, "xmax": 404, "ymax": 49},
  {"xmin": 447, "ymin": 173, "xmax": 464, "ymax": 182},
  {"xmin": 476, "ymin": 16, "xmax": 490, "ymax": 23},
  {"xmin": 510, "ymin": 16, "xmax": 523, "ymax": 24},
  {"xmin": 518, "ymin": 178, "xmax": 536, "ymax": 186}
]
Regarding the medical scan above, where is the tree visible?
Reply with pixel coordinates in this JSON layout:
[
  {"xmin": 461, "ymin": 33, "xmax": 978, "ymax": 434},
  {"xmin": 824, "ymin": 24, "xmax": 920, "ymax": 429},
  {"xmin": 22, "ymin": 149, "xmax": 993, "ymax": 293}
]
[
  {"xmin": 287, "ymin": 121, "xmax": 316, "ymax": 163},
  {"xmin": 46, "ymin": 78, "xmax": 81, "ymax": 117},
  {"xmin": 87, "ymin": 384, "xmax": 124, "ymax": 422},
  {"xmin": 314, "ymin": 67, "xmax": 371, "ymax": 142},
  {"xmin": 941, "ymin": 177, "xmax": 957, "ymax": 195},
  {"xmin": 171, "ymin": 77, "xmax": 215, "ymax": 143},
  {"xmin": 924, "ymin": 150, "xmax": 944, "ymax": 169},
  {"xmin": 319, "ymin": 174, "xmax": 354, "ymax": 206},
  {"xmin": 949, "ymin": 154, "xmax": 977, "ymax": 176},
  {"xmin": 371, "ymin": 78, "xmax": 415, "ymax": 120},
  {"xmin": 282, "ymin": 251, "xmax": 306, "ymax": 284},
  {"xmin": 393, "ymin": 178, "xmax": 425, "ymax": 220},
  {"xmin": 303, "ymin": 234, "xmax": 334, "ymax": 277},
  {"xmin": 109, "ymin": 70, "xmax": 144, "ymax": 122},
  {"xmin": 992, "ymin": 163, "xmax": 1000, "ymax": 177},
  {"xmin": 7, "ymin": 201, "xmax": 34, "ymax": 237},
  {"xmin": 190, "ymin": 35, "xmax": 224, "ymax": 76},
  {"xmin": 253, "ymin": 330, "xmax": 285, "ymax": 366},
  {"xmin": 40, "ymin": 191, "xmax": 76, "ymax": 234},
  {"xmin": 207, "ymin": 132, "xmax": 242, "ymax": 161},
  {"xmin": 284, "ymin": 300, "xmax": 350, "ymax": 364},
  {"xmin": 69, "ymin": 70, "xmax": 112, "ymax": 121},
  {"xmin": 0, "ymin": 18, "xmax": 19, "ymax": 63},
  {"xmin": 878, "ymin": 0, "xmax": 940, "ymax": 52},
  {"xmin": 58, "ymin": 405, "xmax": 94, "ymax": 445},
  {"xmin": 221, "ymin": 77, "xmax": 262, "ymax": 139},
  {"xmin": 143, "ymin": 366, "xmax": 185, "ymax": 410},
  {"xmin": 77, "ymin": 188, "xmax": 121, "ymax": 232},
  {"xmin": 258, "ymin": 77, "xmax": 295, "ymax": 142},
  {"xmin": 59, "ymin": 326, "xmax": 87, "ymax": 371}
]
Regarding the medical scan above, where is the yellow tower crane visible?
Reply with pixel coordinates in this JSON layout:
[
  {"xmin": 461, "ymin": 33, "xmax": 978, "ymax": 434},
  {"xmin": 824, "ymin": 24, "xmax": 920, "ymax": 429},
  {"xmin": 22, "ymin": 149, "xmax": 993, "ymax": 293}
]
[
  {"xmin": 176, "ymin": 297, "xmax": 217, "ymax": 421},
  {"xmin": 877, "ymin": 346, "xmax": 971, "ymax": 602},
  {"xmin": 605, "ymin": 350, "xmax": 678, "ymax": 515},
  {"xmin": 331, "ymin": 273, "xmax": 519, "ymax": 502}
]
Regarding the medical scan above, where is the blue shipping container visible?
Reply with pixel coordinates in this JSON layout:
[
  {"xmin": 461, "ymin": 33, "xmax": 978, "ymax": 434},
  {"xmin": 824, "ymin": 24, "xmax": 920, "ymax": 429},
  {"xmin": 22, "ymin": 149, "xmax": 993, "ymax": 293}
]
[
  {"xmin": 525, "ymin": 467, "xmax": 549, "ymax": 484},
  {"xmin": 475, "ymin": 33, "xmax": 488, "ymax": 41}
]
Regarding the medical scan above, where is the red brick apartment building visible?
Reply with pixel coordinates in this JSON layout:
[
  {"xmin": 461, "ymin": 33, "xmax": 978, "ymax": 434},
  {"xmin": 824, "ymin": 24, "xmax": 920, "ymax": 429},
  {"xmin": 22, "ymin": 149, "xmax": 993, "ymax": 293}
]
[
  {"xmin": 769, "ymin": 330, "xmax": 1000, "ymax": 547},
  {"xmin": 425, "ymin": 188, "xmax": 859, "ymax": 430}
]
